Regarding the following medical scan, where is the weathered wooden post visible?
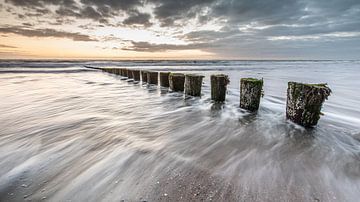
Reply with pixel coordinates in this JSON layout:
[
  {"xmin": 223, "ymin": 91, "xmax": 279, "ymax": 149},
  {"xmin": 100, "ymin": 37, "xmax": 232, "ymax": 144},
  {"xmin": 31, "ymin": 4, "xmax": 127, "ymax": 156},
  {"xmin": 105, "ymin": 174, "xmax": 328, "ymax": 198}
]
[
  {"xmin": 169, "ymin": 73, "xmax": 185, "ymax": 92},
  {"xmin": 184, "ymin": 74, "xmax": 204, "ymax": 96},
  {"xmin": 123, "ymin": 69, "xmax": 128, "ymax": 77},
  {"xmin": 116, "ymin": 68, "xmax": 120, "ymax": 75},
  {"xmin": 211, "ymin": 74, "xmax": 230, "ymax": 102},
  {"xmin": 132, "ymin": 70, "xmax": 141, "ymax": 81},
  {"xmin": 119, "ymin": 68, "xmax": 124, "ymax": 76},
  {"xmin": 240, "ymin": 78, "xmax": 263, "ymax": 111},
  {"xmin": 160, "ymin": 72, "xmax": 170, "ymax": 87},
  {"xmin": 141, "ymin": 70, "xmax": 148, "ymax": 83},
  {"xmin": 147, "ymin": 71, "xmax": 158, "ymax": 85},
  {"xmin": 286, "ymin": 82, "xmax": 331, "ymax": 127},
  {"xmin": 127, "ymin": 69, "xmax": 133, "ymax": 79}
]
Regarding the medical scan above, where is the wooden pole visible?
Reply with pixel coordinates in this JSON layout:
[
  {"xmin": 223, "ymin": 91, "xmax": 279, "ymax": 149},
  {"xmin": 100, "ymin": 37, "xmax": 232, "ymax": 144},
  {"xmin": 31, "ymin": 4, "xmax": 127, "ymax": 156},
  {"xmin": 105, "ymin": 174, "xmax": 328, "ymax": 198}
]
[
  {"xmin": 141, "ymin": 70, "xmax": 148, "ymax": 83},
  {"xmin": 132, "ymin": 70, "xmax": 141, "ymax": 81},
  {"xmin": 211, "ymin": 74, "xmax": 230, "ymax": 102},
  {"xmin": 160, "ymin": 72, "xmax": 170, "ymax": 87},
  {"xmin": 240, "ymin": 78, "xmax": 263, "ymax": 111},
  {"xmin": 184, "ymin": 74, "xmax": 204, "ymax": 96},
  {"xmin": 147, "ymin": 71, "xmax": 158, "ymax": 85},
  {"xmin": 123, "ymin": 68, "xmax": 128, "ymax": 77},
  {"xmin": 169, "ymin": 73, "xmax": 185, "ymax": 92},
  {"xmin": 127, "ymin": 69, "xmax": 133, "ymax": 79},
  {"xmin": 286, "ymin": 82, "xmax": 331, "ymax": 127}
]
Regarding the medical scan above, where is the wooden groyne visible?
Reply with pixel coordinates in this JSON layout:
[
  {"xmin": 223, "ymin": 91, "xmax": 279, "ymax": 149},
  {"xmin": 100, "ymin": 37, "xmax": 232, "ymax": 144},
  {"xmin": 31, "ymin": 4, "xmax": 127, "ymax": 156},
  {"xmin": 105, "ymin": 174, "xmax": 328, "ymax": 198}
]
[
  {"xmin": 160, "ymin": 72, "xmax": 170, "ymax": 87},
  {"xmin": 211, "ymin": 74, "xmax": 229, "ymax": 102},
  {"xmin": 132, "ymin": 70, "xmax": 141, "ymax": 81},
  {"xmin": 92, "ymin": 65, "xmax": 332, "ymax": 127},
  {"xmin": 286, "ymin": 82, "xmax": 331, "ymax": 127},
  {"xmin": 147, "ymin": 71, "xmax": 158, "ymax": 85},
  {"xmin": 127, "ymin": 69, "xmax": 134, "ymax": 79},
  {"xmin": 169, "ymin": 73, "xmax": 185, "ymax": 92},
  {"xmin": 240, "ymin": 78, "xmax": 263, "ymax": 112},
  {"xmin": 184, "ymin": 74, "xmax": 204, "ymax": 96},
  {"xmin": 141, "ymin": 70, "xmax": 148, "ymax": 83}
]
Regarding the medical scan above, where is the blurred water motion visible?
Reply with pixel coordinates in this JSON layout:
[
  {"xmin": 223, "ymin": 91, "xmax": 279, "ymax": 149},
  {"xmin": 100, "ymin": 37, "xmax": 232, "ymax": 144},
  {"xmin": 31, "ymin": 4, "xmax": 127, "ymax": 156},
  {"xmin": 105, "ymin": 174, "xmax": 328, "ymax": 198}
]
[{"xmin": 0, "ymin": 60, "xmax": 359, "ymax": 201}]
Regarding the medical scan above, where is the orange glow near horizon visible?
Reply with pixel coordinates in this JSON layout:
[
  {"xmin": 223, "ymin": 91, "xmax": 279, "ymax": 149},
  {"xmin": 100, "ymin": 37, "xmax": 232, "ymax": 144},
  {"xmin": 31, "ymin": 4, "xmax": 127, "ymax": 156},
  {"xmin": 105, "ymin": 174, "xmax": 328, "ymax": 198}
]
[{"xmin": 0, "ymin": 34, "xmax": 216, "ymax": 60}]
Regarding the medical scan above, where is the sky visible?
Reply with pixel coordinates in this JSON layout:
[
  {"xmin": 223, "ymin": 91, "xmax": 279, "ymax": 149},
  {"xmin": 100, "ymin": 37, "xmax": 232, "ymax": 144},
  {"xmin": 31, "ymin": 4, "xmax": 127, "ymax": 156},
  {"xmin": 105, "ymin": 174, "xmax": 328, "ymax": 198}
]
[{"xmin": 0, "ymin": 0, "xmax": 359, "ymax": 60}]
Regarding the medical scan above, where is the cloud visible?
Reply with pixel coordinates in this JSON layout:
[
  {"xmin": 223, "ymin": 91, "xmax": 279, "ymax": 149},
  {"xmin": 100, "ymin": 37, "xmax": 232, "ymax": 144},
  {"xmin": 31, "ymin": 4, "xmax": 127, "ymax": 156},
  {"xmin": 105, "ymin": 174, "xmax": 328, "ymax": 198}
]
[
  {"xmin": 0, "ymin": 44, "xmax": 17, "ymax": 48},
  {"xmin": 2, "ymin": 0, "xmax": 360, "ymax": 59},
  {"xmin": 122, "ymin": 10, "xmax": 152, "ymax": 27},
  {"xmin": 0, "ymin": 26, "xmax": 97, "ymax": 41},
  {"xmin": 5, "ymin": 0, "xmax": 144, "ymax": 24},
  {"xmin": 150, "ymin": 0, "xmax": 216, "ymax": 26},
  {"xmin": 122, "ymin": 41, "xmax": 212, "ymax": 52}
]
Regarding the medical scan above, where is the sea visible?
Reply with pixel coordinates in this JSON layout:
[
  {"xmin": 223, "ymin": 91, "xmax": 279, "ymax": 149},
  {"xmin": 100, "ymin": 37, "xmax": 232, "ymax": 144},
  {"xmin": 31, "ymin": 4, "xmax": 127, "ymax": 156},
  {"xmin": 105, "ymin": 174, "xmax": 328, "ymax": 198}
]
[{"xmin": 0, "ymin": 60, "xmax": 359, "ymax": 201}]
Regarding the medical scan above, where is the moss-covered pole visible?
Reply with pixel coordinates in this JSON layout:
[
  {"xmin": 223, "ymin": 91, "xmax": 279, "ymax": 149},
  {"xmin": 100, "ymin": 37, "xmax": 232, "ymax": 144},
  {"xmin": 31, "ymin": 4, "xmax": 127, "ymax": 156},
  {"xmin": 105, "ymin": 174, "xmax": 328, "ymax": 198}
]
[
  {"xmin": 147, "ymin": 71, "xmax": 158, "ymax": 85},
  {"xmin": 132, "ymin": 70, "xmax": 141, "ymax": 81},
  {"xmin": 127, "ymin": 69, "xmax": 134, "ymax": 79},
  {"xmin": 184, "ymin": 74, "xmax": 204, "ymax": 96},
  {"xmin": 240, "ymin": 78, "xmax": 263, "ymax": 111},
  {"xmin": 211, "ymin": 74, "xmax": 230, "ymax": 102},
  {"xmin": 160, "ymin": 72, "xmax": 170, "ymax": 87},
  {"xmin": 286, "ymin": 82, "xmax": 331, "ymax": 127},
  {"xmin": 169, "ymin": 73, "xmax": 185, "ymax": 92},
  {"xmin": 141, "ymin": 70, "xmax": 148, "ymax": 83}
]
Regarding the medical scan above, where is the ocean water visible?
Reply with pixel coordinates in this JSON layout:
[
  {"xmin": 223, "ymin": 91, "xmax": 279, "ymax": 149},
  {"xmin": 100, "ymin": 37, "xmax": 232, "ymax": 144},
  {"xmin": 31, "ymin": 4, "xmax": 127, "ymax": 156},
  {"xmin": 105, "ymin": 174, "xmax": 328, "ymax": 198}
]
[{"xmin": 0, "ymin": 60, "xmax": 359, "ymax": 201}]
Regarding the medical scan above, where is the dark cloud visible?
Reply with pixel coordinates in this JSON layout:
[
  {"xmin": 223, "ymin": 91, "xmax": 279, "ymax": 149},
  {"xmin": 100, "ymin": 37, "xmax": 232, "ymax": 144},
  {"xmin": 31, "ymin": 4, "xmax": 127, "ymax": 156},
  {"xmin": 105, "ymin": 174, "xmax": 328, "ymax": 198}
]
[
  {"xmin": 5, "ymin": 0, "xmax": 143, "ymax": 25},
  {"xmin": 79, "ymin": 0, "xmax": 143, "ymax": 11},
  {"xmin": 0, "ymin": 44, "xmax": 17, "ymax": 48},
  {"xmin": 122, "ymin": 40, "xmax": 213, "ymax": 52},
  {"xmin": 149, "ymin": 0, "xmax": 216, "ymax": 26},
  {"xmin": 0, "ymin": 26, "xmax": 97, "ymax": 41},
  {"xmin": 22, "ymin": 22, "xmax": 33, "ymax": 27},
  {"xmin": 123, "ymin": 10, "xmax": 152, "ymax": 27}
]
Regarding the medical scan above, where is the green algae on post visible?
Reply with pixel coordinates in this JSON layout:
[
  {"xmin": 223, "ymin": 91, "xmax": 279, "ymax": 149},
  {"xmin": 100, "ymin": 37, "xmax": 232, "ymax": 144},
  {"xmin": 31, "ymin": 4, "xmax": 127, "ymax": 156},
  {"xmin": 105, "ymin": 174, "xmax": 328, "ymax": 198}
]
[
  {"xmin": 147, "ymin": 71, "xmax": 158, "ymax": 85},
  {"xmin": 240, "ymin": 78, "xmax": 264, "ymax": 111},
  {"xmin": 211, "ymin": 74, "xmax": 230, "ymax": 102},
  {"xmin": 169, "ymin": 73, "xmax": 185, "ymax": 92},
  {"xmin": 184, "ymin": 74, "xmax": 204, "ymax": 97},
  {"xmin": 132, "ymin": 70, "xmax": 141, "ymax": 81},
  {"xmin": 286, "ymin": 82, "xmax": 331, "ymax": 127},
  {"xmin": 160, "ymin": 72, "xmax": 171, "ymax": 87}
]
